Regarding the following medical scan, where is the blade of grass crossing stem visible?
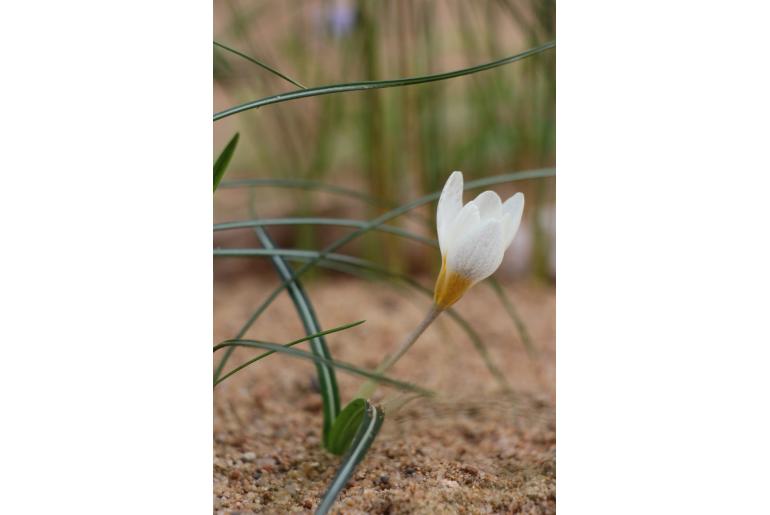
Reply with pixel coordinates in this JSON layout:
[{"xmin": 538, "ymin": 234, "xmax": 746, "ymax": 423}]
[
  {"xmin": 214, "ymin": 218, "xmax": 436, "ymax": 247},
  {"xmin": 214, "ymin": 221, "xmax": 533, "ymax": 346},
  {"xmin": 316, "ymin": 402, "xmax": 384, "ymax": 515},
  {"xmin": 213, "ymin": 320, "xmax": 363, "ymax": 386},
  {"xmin": 214, "ymin": 342, "xmax": 433, "ymax": 397},
  {"xmin": 215, "ymin": 248, "xmax": 514, "ymax": 394},
  {"xmin": 214, "ymin": 42, "xmax": 555, "ymax": 120},
  {"xmin": 213, "ymin": 133, "xmax": 239, "ymax": 191},
  {"xmin": 213, "ymin": 41, "xmax": 307, "ymax": 89},
  {"xmin": 252, "ymin": 224, "xmax": 341, "ymax": 447},
  {"xmin": 215, "ymin": 168, "xmax": 554, "ymax": 380}
]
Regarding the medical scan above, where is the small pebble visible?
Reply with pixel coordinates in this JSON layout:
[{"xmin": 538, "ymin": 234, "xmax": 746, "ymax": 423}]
[
  {"xmin": 241, "ymin": 452, "xmax": 256, "ymax": 462},
  {"xmin": 441, "ymin": 479, "xmax": 460, "ymax": 489},
  {"xmin": 255, "ymin": 457, "xmax": 276, "ymax": 468}
]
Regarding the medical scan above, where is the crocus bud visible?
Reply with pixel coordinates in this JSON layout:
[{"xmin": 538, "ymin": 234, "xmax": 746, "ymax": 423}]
[{"xmin": 433, "ymin": 171, "xmax": 524, "ymax": 308}]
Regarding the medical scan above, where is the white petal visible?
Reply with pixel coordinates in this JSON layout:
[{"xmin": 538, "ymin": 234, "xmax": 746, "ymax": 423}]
[
  {"xmin": 436, "ymin": 171, "xmax": 464, "ymax": 255},
  {"xmin": 443, "ymin": 202, "xmax": 480, "ymax": 255},
  {"xmin": 501, "ymin": 192, "xmax": 525, "ymax": 248},
  {"xmin": 446, "ymin": 219, "xmax": 505, "ymax": 284},
  {"xmin": 469, "ymin": 190, "xmax": 502, "ymax": 221}
]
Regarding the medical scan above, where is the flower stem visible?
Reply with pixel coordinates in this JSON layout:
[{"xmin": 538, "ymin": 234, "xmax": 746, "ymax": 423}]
[{"xmin": 356, "ymin": 305, "xmax": 443, "ymax": 399}]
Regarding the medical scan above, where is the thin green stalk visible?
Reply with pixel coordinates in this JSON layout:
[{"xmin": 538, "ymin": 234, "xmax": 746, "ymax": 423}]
[
  {"xmin": 356, "ymin": 305, "xmax": 442, "ymax": 399},
  {"xmin": 250, "ymin": 221, "xmax": 341, "ymax": 446},
  {"xmin": 213, "ymin": 218, "xmax": 436, "ymax": 247},
  {"xmin": 215, "ymin": 248, "xmax": 513, "ymax": 394},
  {"xmin": 214, "ymin": 42, "xmax": 555, "ymax": 120},
  {"xmin": 213, "ymin": 320, "xmax": 363, "ymax": 386},
  {"xmin": 213, "ymin": 168, "xmax": 554, "ymax": 380},
  {"xmin": 214, "ymin": 216, "xmax": 536, "ymax": 361},
  {"xmin": 214, "ymin": 342, "xmax": 433, "ymax": 397},
  {"xmin": 214, "ymin": 40, "xmax": 307, "ymax": 89}
]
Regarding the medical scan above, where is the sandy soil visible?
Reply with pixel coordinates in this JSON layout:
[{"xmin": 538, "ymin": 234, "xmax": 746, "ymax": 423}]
[{"xmin": 214, "ymin": 273, "xmax": 555, "ymax": 514}]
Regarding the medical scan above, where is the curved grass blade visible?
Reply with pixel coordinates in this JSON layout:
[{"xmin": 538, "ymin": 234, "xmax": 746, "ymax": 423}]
[
  {"xmin": 253, "ymin": 224, "xmax": 341, "ymax": 446},
  {"xmin": 215, "ymin": 248, "xmax": 513, "ymax": 393},
  {"xmin": 214, "ymin": 42, "xmax": 555, "ymax": 120},
  {"xmin": 213, "ymin": 41, "xmax": 307, "ymax": 90},
  {"xmin": 316, "ymin": 401, "xmax": 384, "ymax": 515},
  {"xmin": 216, "ymin": 169, "xmax": 554, "ymax": 380},
  {"xmin": 214, "ymin": 341, "xmax": 433, "ymax": 397},
  {"xmin": 214, "ymin": 218, "xmax": 436, "ymax": 247},
  {"xmin": 213, "ymin": 132, "xmax": 239, "ymax": 192},
  {"xmin": 213, "ymin": 320, "xmax": 364, "ymax": 386},
  {"xmin": 215, "ymin": 223, "xmax": 534, "ymax": 355},
  {"xmin": 214, "ymin": 248, "xmax": 380, "ymax": 267}
]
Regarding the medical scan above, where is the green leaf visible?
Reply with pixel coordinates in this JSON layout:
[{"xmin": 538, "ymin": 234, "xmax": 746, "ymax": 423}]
[
  {"xmin": 316, "ymin": 401, "xmax": 384, "ymax": 515},
  {"xmin": 214, "ymin": 41, "xmax": 555, "ymax": 121},
  {"xmin": 215, "ymin": 169, "xmax": 553, "ymax": 393},
  {"xmin": 214, "ymin": 248, "xmax": 514, "ymax": 394},
  {"xmin": 213, "ymin": 341, "xmax": 433, "ymax": 397},
  {"xmin": 214, "ymin": 222, "xmax": 534, "ymax": 360},
  {"xmin": 213, "ymin": 320, "xmax": 364, "ymax": 387},
  {"xmin": 224, "ymin": 168, "xmax": 554, "ymax": 345},
  {"xmin": 213, "ymin": 218, "xmax": 437, "ymax": 247},
  {"xmin": 213, "ymin": 132, "xmax": 239, "ymax": 192},
  {"xmin": 326, "ymin": 399, "xmax": 367, "ymax": 455},
  {"xmin": 252, "ymin": 225, "xmax": 341, "ymax": 448}
]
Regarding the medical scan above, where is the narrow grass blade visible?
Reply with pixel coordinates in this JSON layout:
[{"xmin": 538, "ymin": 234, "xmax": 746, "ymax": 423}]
[
  {"xmin": 214, "ymin": 218, "xmax": 436, "ymax": 247},
  {"xmin": 316, "ymin": 401, "xmax": 384, "ymax": 515},
  {"xmin": 214, "ymin": 341, "xmax": 433, "ymax": 397},
  {"xmin": 215, "ymin": 170, "xmax": 553, "ymax": 387},
  {"xmin": 213, "ymin": 132, "xmax": 239, "ymax": 192},
  {"xmin": 226, "ymin": 168, "xmax": 554, "ymax": 343},
  {"xmin": 214, "ymin": 42, "xmax": 555, "ymax": 120},
  {"xmin": 213, "ymin": 41, "xmax": 307, "ymax": 90},
  {"xmin": 215, "ymin": 248, "xmax": 514, "ymax": 393},
  {"xmin": 214, "ymin": 248, "xmax": 382, "ymax": 268},
  {"xmin": 213, "ymin": 320, "xmax": 364, "ymax": 386},
  {"xmin": 214, "ymin": 221, "xmax": 535, "ymax": 354},
  {"xmin": 252, "ymin": 225, "xmax": 341, "ymax": 447}
]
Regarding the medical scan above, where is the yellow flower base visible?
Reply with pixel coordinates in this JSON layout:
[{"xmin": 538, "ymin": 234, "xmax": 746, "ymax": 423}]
[{"xmin": 433, "ymin": 257, "xmax": 472, "ymax": 309}]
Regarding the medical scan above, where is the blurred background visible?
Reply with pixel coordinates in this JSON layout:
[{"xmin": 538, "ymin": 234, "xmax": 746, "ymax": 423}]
[
  {"xmin": 213, "ymin": 0, "xmax": 555, "ymax": 282},
  {"xmin": 214, "ymin": 5, "xmax": 556, "ymax": 509}
]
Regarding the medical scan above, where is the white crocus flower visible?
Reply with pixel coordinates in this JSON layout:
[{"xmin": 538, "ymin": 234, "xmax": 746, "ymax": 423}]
[
  {"xmin": 433, "ymin": 171, "xmax": 524, "ymax": 308},
  {"xmin": 356, "ymin": 170, "xmax": 524, "ymax": 399}
]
